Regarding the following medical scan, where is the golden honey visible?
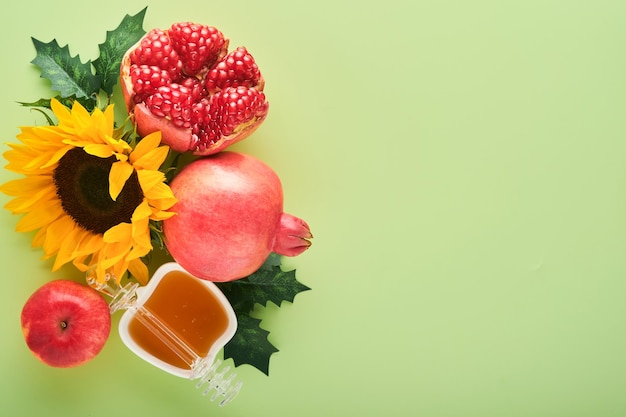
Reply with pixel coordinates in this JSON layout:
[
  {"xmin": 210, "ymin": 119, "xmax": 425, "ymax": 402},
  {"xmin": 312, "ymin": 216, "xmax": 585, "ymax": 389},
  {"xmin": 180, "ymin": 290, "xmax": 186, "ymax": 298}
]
[{"xmin": 128, "ymin": 270, "xmax": 230, "ymax": 369}]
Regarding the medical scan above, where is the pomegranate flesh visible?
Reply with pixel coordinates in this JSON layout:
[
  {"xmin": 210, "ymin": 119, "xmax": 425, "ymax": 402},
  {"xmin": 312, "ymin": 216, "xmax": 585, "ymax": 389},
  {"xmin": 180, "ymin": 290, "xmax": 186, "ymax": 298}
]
[
  {"xmin": 121, "ymin": 22, "xmax": 269, "ymax": 155},
  {"xmin": 162, "ymin": 152, "xmax": 312, "ymax": 282}
]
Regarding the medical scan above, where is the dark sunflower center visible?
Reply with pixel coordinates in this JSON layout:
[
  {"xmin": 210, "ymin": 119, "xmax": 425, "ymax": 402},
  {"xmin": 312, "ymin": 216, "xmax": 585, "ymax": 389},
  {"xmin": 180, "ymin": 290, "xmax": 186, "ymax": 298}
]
[{"xmin": 53, "ymin": 147, "xmax": 144, "ymax": 235}]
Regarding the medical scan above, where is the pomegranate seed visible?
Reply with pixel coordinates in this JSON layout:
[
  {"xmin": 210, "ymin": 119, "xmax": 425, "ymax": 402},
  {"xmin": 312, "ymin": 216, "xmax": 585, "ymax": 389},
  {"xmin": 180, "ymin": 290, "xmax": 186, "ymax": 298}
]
[
  {"xmin": 129, "ymin": 65, "xmax": 173, "ymax": 103},
  {"xmin": 205, "ymin": 46, "xmax": 262, "ymax": 93},
  {"xmin": 211, "ymin": 86, "xmax": 267, "ymax": 136},
  {"xmin": 145, "ymin": 84, "xmax": 193, "ymax": 128},
  {"xmin": 130, "ymin": 29, "xmax": 183, "ymax": 80},
  {"xmin": 169, "ymin": 22, "xmax": 227, "ymax": 75},
  {"xmin": 179, "ymin": 77, "xmax": 206, "ymax": 102}
]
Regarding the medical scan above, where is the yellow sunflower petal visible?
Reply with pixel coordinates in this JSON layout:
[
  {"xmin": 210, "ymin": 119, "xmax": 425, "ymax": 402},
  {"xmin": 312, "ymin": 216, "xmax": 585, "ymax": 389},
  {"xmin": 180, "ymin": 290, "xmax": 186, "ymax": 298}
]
[
  {"xmin": 131, "ymin": 225, "xmax": 152, "ymax": 254},
  {"xmin": 91, "ymin": 105, "xmax": 115, "ymax": 138},
  {"xmin": 32, "ymin": 227, "xmax": 47, "ymax": 248},
  {"xmin": 111, "ymin": 261, "xmax": 129, "ymax": 284},
  {"xmin": 93, "ymin": 262, "xmax": 108, "ymax": 285},
  {"xmin": 42, "ymin": 215, "xmax": 76, "ymax": 257},
  {"xmin": 72, "ymin": 255, "xmax": 92, "ymax": 273},
  {"xmin": 103, "ymin": 222, "xmax": 133, "ymax": 244},
  {"xmin": 3, "ymin": 147, "xmax": 37, "ymax": 173},
  {"xmin": 69, "ymin": 101, "xmax": 93, "ymax": 131},
  {"xmin": 40, "ymin": 145, "xmax": 73, "ymax": 169},
  {"xmin": 148, "ymin": 204, "xmax": 177, "ymax": 220},
  {"xmin": 109, "ymin": 161, "xmax": 134, "ymax": 201},
  {"xmin": 20, "ymin": 126, "xmax": 65, "ymax": 148},
  {"xmin": 72, "ymin": 232, "xmax": 104, "ymax": 257},
  {"xmin": 15, "ymin": 204, "xmax": 63, "ymax": 233},
  {"xmin": 0, "ymin": 176, "xmax": 51, "ymax": 197},
  {"xmin": 83, "ymin": 143, "xmax": 114, "ymax": 158},
  {"xmin": 4, "ymin": 183, "xmax": 57, "ymax": 213},
  {"xmin": 149, "ymin": 210, "xmax": 177, "ymax": 221},
  {"xmin": 132, "ymin": 146, "xmax": 170, "ymax": 171},
  {"xmin": 99, "ymin": 242, "xmax": 131, "ymax": 271},
  {"xmin": 128, "ymin": 258, "xmax": 149, "ymax": 285},
  {"xmin": 19, "ymin": 150, "xmax": 59, "ymax": 172},
  {"xmin": 132, "ymin": 200, "xmax": 153, "ymax": 222},
  {"xmin": 104, "ymin": 135, "xmax": 132, "ymax": 156},
  {"xmin": 127, "ymin": 241, "xmax": 152, "ymax": 260},
  {"xmin": 52, "ymin": 225, "xmax": 88, "ymax": 271},
  {"xmin": 103, "ymin": 104, "xmax": 116, "ymax": 132},
  {"xmin": 9, "ymin": 132, "xmax": 64, "ymax": 174},
  {"xmin": 137, "ymin": 170, "xmax": 167, "ymax": 194},
  {"xmin": 144, "ymin": 182, "xmax": 177, "ymax": 208},
  {"xmin": 50, "ymin": 98, "xmax": 72, "ymax": 125},
  {"xmin": 130, "ymin": 131, "xmax": 162, "ymax": 163}
]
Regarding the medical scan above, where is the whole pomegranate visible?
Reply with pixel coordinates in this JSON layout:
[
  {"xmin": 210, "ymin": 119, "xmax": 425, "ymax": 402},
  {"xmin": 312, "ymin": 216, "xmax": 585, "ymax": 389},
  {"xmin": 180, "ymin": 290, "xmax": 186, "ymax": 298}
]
[
  {"xmin": 163, "ymin": 152, "xmax": 312, "ymax": 282},
  {"xmin": 120, "ymin": 22, "xmax": 269, "ymax": 155}
]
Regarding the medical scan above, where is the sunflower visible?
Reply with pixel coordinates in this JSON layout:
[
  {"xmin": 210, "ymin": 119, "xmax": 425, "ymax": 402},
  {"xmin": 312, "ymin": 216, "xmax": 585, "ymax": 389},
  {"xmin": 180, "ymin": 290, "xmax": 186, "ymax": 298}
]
[{"xmin": 0, "ymin": 99, "xmax": 176, "ymax": 285}]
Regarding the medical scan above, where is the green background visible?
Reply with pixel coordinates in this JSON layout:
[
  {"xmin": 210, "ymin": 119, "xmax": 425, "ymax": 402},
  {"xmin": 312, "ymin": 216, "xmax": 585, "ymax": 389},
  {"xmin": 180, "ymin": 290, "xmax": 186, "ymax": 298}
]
[{"xmin": 1, "ymin": 0, "xmax": 626, "ymax": 416}]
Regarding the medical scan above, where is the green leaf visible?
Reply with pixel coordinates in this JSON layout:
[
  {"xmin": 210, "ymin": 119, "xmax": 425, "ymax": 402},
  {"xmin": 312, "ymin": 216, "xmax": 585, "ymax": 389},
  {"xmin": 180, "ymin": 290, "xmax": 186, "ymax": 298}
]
[
  {"xmin": 93, "ymin": 7, "xmax": 147, "ymax": 95},
  {"xmin": 215, "ymin": 257, "xmax": 311, "ymax": 374},
  {"xmin": 18, "ymin": 95, "xmax": 95, "ymax": 111},
  {"xmin": 218, "ymin": 266, "xmax": 311, "ymax": 313},
  {"xmin": 260, "ymin": 252, "xmax": 282, "ymax": 270},
  {"xmin": 223, "ymin": 314, "xmax": 279, "ymax": 375},
  {"xmin": 30, "ymin": 38, "xmax": 101, "ymax": 102},
  {"xmin": 17, "ymin": 98, "xmax": 54, "ymax": 108}
]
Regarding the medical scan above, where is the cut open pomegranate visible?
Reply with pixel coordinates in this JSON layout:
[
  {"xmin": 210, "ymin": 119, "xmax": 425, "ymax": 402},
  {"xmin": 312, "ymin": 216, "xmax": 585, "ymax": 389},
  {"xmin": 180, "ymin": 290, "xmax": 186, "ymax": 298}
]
[{"xmin": 120, "ymin": 22, "xmax": 269, "ymax": 155}]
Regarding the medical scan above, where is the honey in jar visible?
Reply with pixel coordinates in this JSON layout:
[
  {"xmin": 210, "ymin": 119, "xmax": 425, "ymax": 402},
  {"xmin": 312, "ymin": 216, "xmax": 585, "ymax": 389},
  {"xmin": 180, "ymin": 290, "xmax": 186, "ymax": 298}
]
[{"xmin": 127, "ymin": 269, "xmax": 230, "ymax": 369}]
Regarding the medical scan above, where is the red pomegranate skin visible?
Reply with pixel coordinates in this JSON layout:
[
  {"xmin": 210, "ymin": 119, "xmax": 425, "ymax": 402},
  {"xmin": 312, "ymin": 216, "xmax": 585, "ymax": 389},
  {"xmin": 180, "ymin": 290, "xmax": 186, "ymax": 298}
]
[{"xmin": 163, "ymin": 152, "xmax": 311, "ymax": 282}]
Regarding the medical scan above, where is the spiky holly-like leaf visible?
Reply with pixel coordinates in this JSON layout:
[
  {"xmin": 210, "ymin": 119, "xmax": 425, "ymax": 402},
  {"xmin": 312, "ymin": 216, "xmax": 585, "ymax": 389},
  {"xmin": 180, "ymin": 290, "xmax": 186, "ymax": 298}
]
[
  {"xmin": 93, "ymin": 7, "xmax": 147, "ymax": 95},
  {"xmin": 30, "ymin": 38, "xmax": 100, "ymax": 106},
  {"xmin": 216, "ymin": 258, "xmax": 311, "ymax": 374},
  {"xmin": 223, "ymin": 314, "xmax": 278, "ymax": 375},
  {"xmin": 218, "ymin": 265, "xmax": 311, "ymax": 313}
]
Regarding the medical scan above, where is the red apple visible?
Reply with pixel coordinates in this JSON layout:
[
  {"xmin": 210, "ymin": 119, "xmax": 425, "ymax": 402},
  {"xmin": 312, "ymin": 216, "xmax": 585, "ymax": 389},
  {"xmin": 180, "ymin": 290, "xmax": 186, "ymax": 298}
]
[{"xmin": 20, "ymin": 280, "xmax": 111, "ymax": 368}]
